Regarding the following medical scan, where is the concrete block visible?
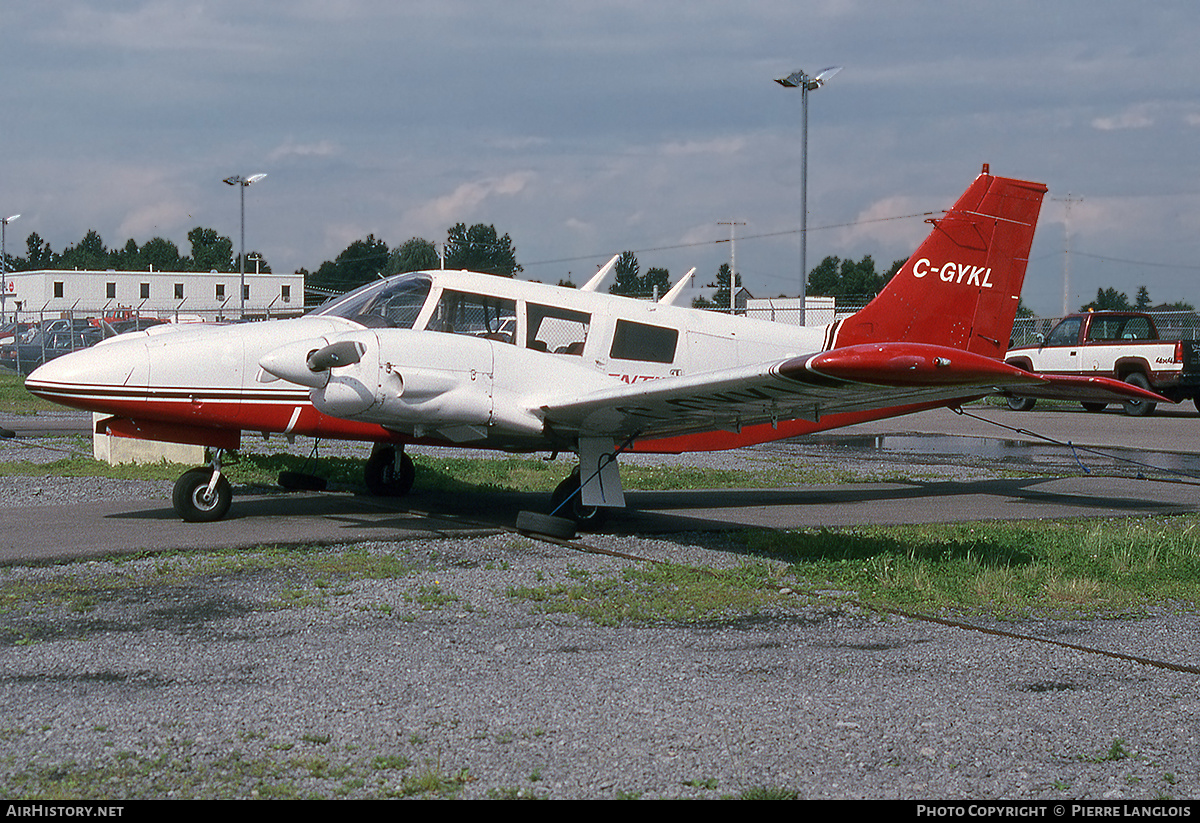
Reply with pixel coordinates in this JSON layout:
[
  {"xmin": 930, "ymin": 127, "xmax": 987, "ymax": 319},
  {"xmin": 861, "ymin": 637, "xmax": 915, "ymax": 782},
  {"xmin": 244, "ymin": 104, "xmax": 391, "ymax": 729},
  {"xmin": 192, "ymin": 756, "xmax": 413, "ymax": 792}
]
[{"xmin": 92, "ymin": 413, "xmax": 206, "ymax": 466}]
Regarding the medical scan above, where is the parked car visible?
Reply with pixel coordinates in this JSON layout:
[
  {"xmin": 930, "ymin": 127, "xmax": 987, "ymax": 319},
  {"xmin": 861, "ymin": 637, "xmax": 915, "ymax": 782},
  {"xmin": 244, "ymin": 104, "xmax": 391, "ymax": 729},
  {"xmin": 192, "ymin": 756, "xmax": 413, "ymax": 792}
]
[
  {"xmin": 0, "ymin": 321, "xmax": 36, "ymax": 346},
  {"xmin": 0, "ymin": 327, "xmax": 104, "ymax": 375}
]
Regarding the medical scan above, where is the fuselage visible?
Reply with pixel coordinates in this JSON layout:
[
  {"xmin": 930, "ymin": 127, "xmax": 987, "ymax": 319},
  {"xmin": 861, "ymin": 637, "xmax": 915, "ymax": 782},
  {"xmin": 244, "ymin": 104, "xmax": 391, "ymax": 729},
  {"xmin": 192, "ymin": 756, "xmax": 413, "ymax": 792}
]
[{"xmin": 26, "ymin": 269, "xmax": 843, "ymax": 453}]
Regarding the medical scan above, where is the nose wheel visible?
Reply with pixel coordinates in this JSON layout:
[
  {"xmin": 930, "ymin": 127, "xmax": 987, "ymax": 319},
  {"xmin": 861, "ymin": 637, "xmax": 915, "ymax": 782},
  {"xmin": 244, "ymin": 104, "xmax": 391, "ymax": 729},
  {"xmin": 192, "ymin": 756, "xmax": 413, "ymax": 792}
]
[{"xmin": 172, "ymin": 466, "xmax": 232, "ymax": 522}]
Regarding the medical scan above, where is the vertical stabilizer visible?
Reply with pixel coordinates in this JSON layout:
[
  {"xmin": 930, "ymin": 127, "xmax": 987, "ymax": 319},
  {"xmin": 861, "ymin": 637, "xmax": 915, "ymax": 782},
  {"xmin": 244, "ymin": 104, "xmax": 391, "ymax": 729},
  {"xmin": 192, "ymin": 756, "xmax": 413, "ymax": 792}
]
[{"xmin": 832, "ymin": 167, "xmax": 1047, "ymax": 358}]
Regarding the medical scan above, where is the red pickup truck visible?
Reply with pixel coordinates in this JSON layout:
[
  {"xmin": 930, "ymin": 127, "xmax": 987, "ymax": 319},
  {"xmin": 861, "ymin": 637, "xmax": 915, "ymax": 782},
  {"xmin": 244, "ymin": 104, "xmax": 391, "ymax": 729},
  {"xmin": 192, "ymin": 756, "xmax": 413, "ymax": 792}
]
[{"xmin": 1004, "ymin": 311, "xmax": 1200, "ymax": 416}]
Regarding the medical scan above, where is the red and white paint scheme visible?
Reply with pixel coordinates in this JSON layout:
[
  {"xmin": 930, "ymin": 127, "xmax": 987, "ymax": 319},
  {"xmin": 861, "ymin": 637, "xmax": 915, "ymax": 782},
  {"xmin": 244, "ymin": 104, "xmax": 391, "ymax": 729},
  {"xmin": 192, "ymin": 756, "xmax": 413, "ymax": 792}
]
[{"xmin": 25, "ymin": 167, "xmax": 1162, "ymax": 526}]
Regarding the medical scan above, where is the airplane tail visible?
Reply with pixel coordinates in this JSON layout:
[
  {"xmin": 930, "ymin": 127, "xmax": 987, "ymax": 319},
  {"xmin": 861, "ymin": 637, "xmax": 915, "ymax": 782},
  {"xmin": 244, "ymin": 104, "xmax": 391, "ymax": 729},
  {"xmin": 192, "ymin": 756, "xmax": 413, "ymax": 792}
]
[{"xmin": 830, "ymin": 166, "xmax": 1047, "ymax": 359}]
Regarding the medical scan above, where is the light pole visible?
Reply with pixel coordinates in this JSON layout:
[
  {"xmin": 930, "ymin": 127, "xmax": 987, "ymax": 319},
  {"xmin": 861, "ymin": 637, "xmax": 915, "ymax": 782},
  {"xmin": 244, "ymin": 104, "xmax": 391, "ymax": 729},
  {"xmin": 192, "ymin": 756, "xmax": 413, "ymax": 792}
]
[
  {"xmin": 776, "ymin": 66, "xmax": 840, "ymax": 326},
  {"xmin": 1, "ymin": 214, "xmax": 19, "ymax": 325},
  {"xmin": 223, "ymin": 173, "xmax": 267, "ymax": 318}
]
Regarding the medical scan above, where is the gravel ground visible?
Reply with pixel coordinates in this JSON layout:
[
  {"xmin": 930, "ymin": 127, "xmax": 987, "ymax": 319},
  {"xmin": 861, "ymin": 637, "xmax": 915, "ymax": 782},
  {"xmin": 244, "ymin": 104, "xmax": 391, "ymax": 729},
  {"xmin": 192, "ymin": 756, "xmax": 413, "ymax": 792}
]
[{"xmin": 1, "ymin": 424, "xmax": 1199, "ymax": 800}]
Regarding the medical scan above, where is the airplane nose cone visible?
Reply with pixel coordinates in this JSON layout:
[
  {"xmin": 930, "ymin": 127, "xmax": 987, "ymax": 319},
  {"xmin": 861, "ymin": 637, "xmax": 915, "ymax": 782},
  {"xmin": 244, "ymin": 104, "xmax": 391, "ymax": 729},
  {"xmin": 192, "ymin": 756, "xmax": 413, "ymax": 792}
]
[{"xmin": 25, "ymin": 338, "xmax": 148, "ymax": 411}]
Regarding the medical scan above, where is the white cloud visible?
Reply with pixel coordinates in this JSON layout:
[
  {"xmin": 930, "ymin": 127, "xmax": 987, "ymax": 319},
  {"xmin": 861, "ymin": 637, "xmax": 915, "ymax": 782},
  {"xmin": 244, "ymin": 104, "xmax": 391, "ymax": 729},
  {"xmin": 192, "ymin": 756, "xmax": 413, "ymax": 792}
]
[
  {"xmin": 267, "ymin": 140, "xmax": 342, "ymax": 162},
  {"xmin": 1091, "ymin": 104, "xmax": 1155, "ymax": 131},
  {"xmin": 404, "ymin": 172, "xmax": 537, "ymax": 235}
]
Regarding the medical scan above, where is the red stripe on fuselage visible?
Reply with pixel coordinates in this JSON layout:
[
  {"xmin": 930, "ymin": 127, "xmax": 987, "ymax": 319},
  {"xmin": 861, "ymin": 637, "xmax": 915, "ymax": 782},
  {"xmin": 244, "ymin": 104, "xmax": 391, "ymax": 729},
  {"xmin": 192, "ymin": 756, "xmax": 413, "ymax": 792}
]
[{"xmin": 26, "ymin": 380, "xmax": 410, "ymax": 446}]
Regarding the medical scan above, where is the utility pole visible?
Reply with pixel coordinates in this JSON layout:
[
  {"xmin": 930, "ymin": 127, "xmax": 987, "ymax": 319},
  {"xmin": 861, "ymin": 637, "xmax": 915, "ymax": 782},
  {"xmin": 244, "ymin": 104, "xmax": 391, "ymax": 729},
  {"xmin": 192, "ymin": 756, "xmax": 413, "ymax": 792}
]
[
  {"xmin": 718, "ymin": 221, "xmax": 745, "ymax": 314},
  {"xmin": 1054, "ymin": 193, "xmax": 1082, "ymax": 315}
]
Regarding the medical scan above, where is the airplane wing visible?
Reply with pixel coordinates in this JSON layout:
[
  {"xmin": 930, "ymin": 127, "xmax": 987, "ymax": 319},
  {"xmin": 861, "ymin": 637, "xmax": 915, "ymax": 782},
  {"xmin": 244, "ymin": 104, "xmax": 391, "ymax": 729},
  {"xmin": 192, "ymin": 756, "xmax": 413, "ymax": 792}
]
[{"xmin": 540, "ymin": 342, "xmax": 1167, "ymax": 440}]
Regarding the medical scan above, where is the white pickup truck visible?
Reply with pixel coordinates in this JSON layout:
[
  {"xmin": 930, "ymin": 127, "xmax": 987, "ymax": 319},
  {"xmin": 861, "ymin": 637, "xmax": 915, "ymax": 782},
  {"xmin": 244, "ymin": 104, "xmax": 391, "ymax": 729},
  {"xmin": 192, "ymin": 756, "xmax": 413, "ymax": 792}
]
[{"xmin": 1004, "ymin": 311, "xmax": 1200, "ymax": 416}]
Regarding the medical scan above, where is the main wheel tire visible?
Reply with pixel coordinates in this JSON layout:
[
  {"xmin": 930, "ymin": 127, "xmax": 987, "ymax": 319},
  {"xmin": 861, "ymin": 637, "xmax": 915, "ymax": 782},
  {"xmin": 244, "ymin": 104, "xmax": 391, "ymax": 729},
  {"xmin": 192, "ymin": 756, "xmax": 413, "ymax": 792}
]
[
  {"xmin": 1122, "ymin": 373, "xmax": 1157, "ymax": 417},
  {"xmin": 550, "ymin": 470, "xmax": 609, "ymax": 531},
  {"xmin": 1006, "ymin": 396, "xmax": 1036, "ymax": 412},
  {"xmin": 1081, "ymin": 402, "xmax": 1107, "ymax": 413},
  {"xmin": 364, "ymin": 446, "xmax": 415, "ymax": 497},
  {"xmin": 172, "ymin": 468, "xmax": 232, "ymax": 523}
]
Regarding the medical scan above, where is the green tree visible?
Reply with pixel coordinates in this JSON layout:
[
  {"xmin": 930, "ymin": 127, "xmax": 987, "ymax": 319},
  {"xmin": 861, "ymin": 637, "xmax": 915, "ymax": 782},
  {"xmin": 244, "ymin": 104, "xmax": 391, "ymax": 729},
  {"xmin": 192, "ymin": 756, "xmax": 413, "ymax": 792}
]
[
  {"xmin": 443, "ymin": 223, "xmax": 521, "ymax": 277},
  {"xmin": 609, "ymin": 251, "xmax": 641, "ymax": 296},
  {"xmin": 389, "ymin": 237, "xmax": 440, "ymax": 274},
  {"xmin": 60, "ymin": 230, "xmax": 110, "ymax": 271},
  {"xmin": 235, "ymin": 251, "xmax": 271, "ymax": 275},
  {"xmin": 186, "ymin": 227, "xmax": 235, "ymax": 273},
  {"xmin": 699, "ymin": 262, "xmax": 741, "ymax": 310},
  {"xmin": 24, "ymin": 232, "xmax": 56, "ymax": 270},
  {"xmin": 309, "ymin": 234, "xmax": 390, "ymax": 295},
  {"xmin": 141, "ymin": 237, "xmax": 183, "ymax": 271},
  {"xmin": 1135, "ymin": 285, "xmax": 1152, "ymax": 311},
  {"xmin": 643, "ymin": 267, "xmax": 671, "ymax": 299},
  {"xmin": 1081, "ymin": 287, "xmax": 1130, "ymax": 312},
  {"xmin": 806, "ymin": 254, "xmax": 899, "ymax": 299}
]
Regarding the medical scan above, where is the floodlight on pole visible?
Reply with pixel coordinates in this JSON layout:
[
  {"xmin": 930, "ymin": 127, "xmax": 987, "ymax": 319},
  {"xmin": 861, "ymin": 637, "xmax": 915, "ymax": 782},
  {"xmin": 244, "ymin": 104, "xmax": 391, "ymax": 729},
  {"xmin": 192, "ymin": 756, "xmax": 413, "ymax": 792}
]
[
  {"xmin": 1, "ymin": 214, "xmax": 19, "ymax": 324},
  {"xmin": 223, "ymin": 173, "xmax": 267, "ymax": 318},
  {"xmin": 775, "ymin": 65, "xmax": 840, "ymax": 326}
]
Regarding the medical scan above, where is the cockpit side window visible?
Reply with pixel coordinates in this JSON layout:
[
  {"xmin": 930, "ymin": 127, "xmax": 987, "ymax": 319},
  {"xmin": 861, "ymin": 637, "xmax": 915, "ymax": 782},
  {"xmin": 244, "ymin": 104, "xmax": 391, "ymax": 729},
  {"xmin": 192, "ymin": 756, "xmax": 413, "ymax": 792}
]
[
  {"xmin": 428, "ymin": 290, "xmax": 517, "ymax": 344},
  {"xmin": 527, "ymin": 304, "xmax": 590, "ymax": 355},
  {"xmin": 309, "ymin": 274, "xmax": 432, "ymax": 329}
]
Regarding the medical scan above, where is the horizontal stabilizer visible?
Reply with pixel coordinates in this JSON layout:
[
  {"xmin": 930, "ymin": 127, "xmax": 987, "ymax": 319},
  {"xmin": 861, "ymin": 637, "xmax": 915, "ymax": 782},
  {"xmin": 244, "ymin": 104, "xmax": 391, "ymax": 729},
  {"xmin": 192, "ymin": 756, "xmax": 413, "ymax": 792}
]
[{"xmin": 1001, "ymin": 374, "xmax": 1169, "ymax": 405}]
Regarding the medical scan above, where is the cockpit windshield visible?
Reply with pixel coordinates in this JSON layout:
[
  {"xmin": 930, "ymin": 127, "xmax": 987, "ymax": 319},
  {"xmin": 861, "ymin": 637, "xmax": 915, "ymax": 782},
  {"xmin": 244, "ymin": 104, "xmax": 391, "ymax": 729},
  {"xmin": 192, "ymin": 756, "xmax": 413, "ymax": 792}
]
[{"xmin": 308, "ymin": 273, "xmax": 432, "ymax": 329}]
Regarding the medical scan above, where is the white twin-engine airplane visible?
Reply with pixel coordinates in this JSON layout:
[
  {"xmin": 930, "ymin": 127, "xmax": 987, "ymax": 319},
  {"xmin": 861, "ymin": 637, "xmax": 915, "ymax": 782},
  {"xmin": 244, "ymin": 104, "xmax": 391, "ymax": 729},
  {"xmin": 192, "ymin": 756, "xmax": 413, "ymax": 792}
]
[{"xmin": 26, "ymin": 167, "xmax": 1163, "ymax": 530}]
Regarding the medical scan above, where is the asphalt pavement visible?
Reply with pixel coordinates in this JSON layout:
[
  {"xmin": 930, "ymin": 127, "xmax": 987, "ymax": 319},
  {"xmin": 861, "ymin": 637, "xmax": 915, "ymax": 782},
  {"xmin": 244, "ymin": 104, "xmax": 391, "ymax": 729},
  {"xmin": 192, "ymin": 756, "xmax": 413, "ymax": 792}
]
[{"xmin": 2, "ymin": 403, "xmax": 1199, "ymax": 563}]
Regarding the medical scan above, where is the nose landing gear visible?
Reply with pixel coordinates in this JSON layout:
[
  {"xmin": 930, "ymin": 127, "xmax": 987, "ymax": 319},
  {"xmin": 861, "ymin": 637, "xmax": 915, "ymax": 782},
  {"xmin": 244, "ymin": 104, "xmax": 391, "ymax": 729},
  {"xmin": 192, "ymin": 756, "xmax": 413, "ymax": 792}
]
[{"xmin": 172, "ymin": 453, "xmax": 232, "ymax": 523}]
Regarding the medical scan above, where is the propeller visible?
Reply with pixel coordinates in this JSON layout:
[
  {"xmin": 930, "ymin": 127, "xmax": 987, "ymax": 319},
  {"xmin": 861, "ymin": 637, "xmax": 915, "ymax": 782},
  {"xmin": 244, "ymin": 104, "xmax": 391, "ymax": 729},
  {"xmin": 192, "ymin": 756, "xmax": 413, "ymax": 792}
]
[
  {"xmin": 307, "ymin": 340, "xmax": 365, "ymax": 372},
  {"xmin": 260, "ymin": 338, "xmax": 366, "ymax": 388}
]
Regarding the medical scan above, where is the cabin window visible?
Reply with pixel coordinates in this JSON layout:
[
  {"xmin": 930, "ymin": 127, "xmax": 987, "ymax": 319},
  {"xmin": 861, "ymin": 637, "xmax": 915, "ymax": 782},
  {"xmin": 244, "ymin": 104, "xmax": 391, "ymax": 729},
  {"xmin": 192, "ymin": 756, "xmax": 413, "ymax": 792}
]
[
  {"xmin": 140, "ymin": 283, "xmax": 150, "ymax": 299},
  {"xmin": 609, "ymin": 319, "xmax": 678, "ymax": 363},
  {"xmin": 53, "ymin": 282, "xmax": 64, "ymax": 298},
  {"xmin": 216, "ymin": 283, "xmax": 225, "ymax": 300},
  {"xmin": 174, "ymin": 283, "xmax": 184, "ymax": 300},
  {"xmin": 106, "ymin": 282, "xmax": 116, "ymax": 299},
  {"xmin": 527, "ymin": 304, "xmax": 589, "ymax": 355},
  {"xmin": 281, "ymin": 284, "xmax": 291, "ymax": 303},
  {"xmin": 311, "ymin": 273, "xmax": 432, "ymax": 329},
  {"xmin": 428, "ymin": 289, "xmax": 516, "ymax": 344}
]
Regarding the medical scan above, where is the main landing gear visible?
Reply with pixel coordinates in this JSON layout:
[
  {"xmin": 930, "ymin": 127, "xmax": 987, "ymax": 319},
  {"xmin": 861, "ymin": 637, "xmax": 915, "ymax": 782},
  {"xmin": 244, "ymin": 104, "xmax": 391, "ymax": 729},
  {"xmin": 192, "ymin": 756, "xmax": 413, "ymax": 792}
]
[
  {"xmin": 550, "ymin": 468, "xmax": 608, "ymax": 531},
  {"xmin": 516, "ymin": 466, "xmax": 613, "ymax": 541},
  {"xmin": 364, "ymin": 444, "xmax": 416, "ymax": 497}
]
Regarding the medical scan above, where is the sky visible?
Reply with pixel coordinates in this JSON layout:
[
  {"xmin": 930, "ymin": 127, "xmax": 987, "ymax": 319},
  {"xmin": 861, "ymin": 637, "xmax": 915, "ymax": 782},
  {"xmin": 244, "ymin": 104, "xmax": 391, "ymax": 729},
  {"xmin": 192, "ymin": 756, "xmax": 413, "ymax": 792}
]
[{"xmin": 3, "ymin": 0, "xmax": 1200, "ymax": 316}]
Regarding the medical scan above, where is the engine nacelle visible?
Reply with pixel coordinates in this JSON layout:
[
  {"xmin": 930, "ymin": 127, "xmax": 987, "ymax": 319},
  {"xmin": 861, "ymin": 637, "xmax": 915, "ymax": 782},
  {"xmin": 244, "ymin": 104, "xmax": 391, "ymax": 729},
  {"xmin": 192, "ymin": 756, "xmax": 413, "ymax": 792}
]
[{"xmin": 262, "ymin": 328, "xmax": 547, "ymax": 442}]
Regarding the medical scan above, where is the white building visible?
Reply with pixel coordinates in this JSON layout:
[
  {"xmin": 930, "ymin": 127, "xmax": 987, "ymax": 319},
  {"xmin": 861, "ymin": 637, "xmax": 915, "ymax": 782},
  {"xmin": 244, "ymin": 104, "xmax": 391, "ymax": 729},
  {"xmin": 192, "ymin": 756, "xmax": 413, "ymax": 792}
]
[
  {"xmin": 745, "ymin": 296, "xmax": 841, "ymax": 326},
  {"xmin": 1, "ymin": 269, "xmax": 305, "ymax": 321}
]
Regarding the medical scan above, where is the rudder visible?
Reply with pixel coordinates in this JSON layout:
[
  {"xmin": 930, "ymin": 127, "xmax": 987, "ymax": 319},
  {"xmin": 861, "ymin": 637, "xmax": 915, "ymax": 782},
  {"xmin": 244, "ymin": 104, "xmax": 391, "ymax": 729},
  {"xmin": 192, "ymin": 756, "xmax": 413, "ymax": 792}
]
[{"xmin": 831, "ymin": 166, "xmax": 1047, "ymax": 358}]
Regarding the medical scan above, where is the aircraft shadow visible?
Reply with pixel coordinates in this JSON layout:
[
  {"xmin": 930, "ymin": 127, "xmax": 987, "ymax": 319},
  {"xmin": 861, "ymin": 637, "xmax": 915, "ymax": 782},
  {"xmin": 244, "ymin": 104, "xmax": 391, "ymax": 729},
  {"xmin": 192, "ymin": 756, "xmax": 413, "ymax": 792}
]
[{"xmin": 106, "ymin": 475, "xmax": 1195, "ymax": 539}]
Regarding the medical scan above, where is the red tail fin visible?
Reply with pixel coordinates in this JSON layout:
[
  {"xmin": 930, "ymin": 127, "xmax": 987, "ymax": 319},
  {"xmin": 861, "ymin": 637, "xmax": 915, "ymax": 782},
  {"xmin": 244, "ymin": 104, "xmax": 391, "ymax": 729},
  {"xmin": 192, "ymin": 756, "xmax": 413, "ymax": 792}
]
[{"xmin": 832, "ymin": 166, "xmax": 1047, "ymax": 358}]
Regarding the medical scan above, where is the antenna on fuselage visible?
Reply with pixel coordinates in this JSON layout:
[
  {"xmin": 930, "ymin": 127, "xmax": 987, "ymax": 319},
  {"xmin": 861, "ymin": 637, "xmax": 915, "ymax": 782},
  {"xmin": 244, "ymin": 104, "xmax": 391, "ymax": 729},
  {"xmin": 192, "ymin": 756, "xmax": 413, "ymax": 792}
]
[
  {"xmin": 580, "ymin": 254, "xmax": 620, "ymax": 292},
  {"xmin": 659, "ymin": 267, "xmax": 696, "ymax": 305}
]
